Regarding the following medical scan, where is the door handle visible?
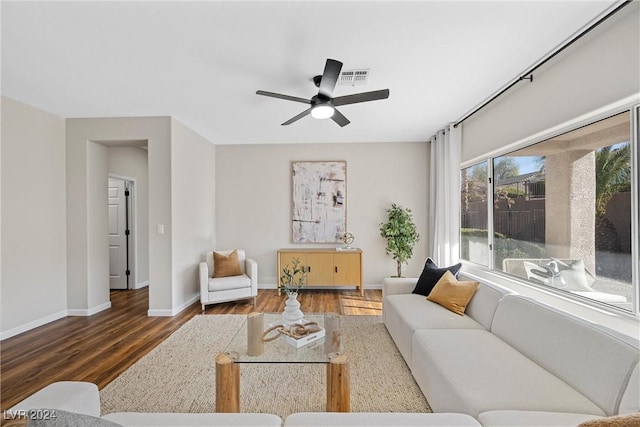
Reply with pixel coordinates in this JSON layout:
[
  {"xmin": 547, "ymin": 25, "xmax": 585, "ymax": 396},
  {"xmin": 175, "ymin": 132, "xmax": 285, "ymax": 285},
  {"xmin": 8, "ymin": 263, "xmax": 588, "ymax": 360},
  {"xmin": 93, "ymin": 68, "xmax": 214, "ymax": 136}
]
[{"xmin": 335, "ymin": 266, "xmax": 338, "ymax": 273}]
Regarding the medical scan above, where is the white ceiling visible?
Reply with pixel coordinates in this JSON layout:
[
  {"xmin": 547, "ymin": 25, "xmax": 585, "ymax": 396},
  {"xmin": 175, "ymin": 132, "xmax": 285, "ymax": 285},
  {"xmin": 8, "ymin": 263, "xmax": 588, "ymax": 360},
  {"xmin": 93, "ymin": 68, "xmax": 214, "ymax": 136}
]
[{"xmin": 1, "ymin": 1, "xmax": 619, "ymax": 145}]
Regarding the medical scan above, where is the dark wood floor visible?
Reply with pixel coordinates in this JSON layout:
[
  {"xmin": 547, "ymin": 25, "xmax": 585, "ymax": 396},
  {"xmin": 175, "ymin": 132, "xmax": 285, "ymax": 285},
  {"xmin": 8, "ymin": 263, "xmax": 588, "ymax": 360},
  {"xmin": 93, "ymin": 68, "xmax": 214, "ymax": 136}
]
[{"xmin": 0, "ymin": 287, "xmax": 382, "ymax": 413}]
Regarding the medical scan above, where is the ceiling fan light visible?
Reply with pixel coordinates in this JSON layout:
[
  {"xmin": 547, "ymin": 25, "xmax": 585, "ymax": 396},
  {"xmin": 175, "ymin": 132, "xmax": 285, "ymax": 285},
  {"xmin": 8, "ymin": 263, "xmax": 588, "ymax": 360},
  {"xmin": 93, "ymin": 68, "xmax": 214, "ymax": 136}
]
[{"xmin": 311, "ymin": 105, "xmax": 334, "ymax": 119}]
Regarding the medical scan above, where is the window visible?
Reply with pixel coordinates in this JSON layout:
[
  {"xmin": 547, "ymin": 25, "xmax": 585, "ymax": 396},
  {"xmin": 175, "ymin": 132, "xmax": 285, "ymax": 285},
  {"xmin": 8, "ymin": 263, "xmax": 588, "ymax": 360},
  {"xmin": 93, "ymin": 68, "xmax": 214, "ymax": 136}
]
[
  {"xmin": 461, "ymin": 162, "xmax": 489, "ymax": 266},
  {"xmin": 461, "ymin": 111, "xmax": 636, "ymax": 312}
]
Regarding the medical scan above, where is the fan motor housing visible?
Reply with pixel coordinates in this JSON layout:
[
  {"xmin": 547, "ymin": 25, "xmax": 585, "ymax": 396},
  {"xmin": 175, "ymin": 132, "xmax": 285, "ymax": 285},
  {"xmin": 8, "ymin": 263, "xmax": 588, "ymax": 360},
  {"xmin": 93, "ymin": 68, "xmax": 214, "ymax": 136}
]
[{"xmin": 311, "ymin": 94, "xmax": 332, "ymax": 107}]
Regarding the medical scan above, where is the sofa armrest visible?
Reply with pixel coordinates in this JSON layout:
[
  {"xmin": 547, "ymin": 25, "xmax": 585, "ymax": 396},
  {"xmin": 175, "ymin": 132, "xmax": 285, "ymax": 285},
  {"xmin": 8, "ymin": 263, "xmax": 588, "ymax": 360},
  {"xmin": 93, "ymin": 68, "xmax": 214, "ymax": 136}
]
[
  {"xmin": 10, "ymin": 381, "xmax": 101, "ymax": 417},
  {"xmin": 382, "ymin": 277, "xmax": 418, "ymax": 299},
  {"xmin": 199, "ymin": 262, "xmax": 209, "ymax": 302},
  {"xmin": 246, "ymin": 258, "xmax": 258, "ymax": 291}
]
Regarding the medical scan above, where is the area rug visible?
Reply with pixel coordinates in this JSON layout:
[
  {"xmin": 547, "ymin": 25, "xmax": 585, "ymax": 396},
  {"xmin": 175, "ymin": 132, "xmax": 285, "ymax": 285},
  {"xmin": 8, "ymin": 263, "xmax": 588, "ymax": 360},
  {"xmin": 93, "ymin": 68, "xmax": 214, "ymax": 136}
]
[{"xmin": 100, "ymin": 314, "xmax": 430, "ymax": 418}]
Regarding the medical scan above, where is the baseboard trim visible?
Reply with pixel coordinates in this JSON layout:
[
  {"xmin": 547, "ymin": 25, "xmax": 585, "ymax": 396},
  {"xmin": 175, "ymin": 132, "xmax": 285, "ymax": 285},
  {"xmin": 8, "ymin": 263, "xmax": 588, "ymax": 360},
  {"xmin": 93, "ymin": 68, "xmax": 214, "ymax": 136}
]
[
  {"xmin": 68, "ymin": 301, "xmax": 112, "ymax": 317},
  {"xmin": 1, "ymin": 309, "xmax": 68, "ymax": 341},
  {"xmin": 147, "ymin": 293, "xmax": 199, "ymax": 317},
  {"xmin": 135, "ymin": 280, "xmax": 149, "ymax": 290}
]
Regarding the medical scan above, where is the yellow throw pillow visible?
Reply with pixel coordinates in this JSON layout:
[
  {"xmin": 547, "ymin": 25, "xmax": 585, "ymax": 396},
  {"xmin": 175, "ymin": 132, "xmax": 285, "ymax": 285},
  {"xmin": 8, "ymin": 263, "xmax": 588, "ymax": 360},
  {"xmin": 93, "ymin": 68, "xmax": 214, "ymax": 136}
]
[
  {"xmin": 212, "ymin": 250, "xmax": 242, "ymax": 278},
  {"xmin": 427, "ymin": 270, "xmax": 479, "ymax": 316}
]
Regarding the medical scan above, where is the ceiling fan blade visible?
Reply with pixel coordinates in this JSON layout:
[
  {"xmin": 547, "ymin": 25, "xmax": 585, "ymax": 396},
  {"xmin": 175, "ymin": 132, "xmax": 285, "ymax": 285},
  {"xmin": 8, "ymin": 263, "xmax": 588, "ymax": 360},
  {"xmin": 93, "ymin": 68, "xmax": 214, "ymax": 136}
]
[
  {"xmin": 256, "ymin": 90, "xmax": 310, "ymax": 104},
  {"xmin": 331, "ymin": 108, "xmax": 350, "ymax": 127},
  {"xmin": 282, "ymin": 108, "xmax": 312, "ymax": 126},
  {"xmin": 332, "ymin": 89, "xmax": 390, "ymax": 106},
  {"xmin": 317, "ymin": 59, "xmax": 343, "ymax": 99}
]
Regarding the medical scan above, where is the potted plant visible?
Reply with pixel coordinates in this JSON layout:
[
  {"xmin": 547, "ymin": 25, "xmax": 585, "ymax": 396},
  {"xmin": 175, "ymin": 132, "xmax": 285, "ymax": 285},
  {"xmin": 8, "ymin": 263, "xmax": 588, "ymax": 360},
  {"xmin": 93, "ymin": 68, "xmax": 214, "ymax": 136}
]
[
  {"xmin": 379, "ymin": 204, "xmax": 420, "ymax": 277},
  {"xmin": 279, "ymin": 258, "xmax": 308, "ymax": 326},
  {"xmin": 279, "ymin": 258, "xmax": 307, "ymax": 295}
]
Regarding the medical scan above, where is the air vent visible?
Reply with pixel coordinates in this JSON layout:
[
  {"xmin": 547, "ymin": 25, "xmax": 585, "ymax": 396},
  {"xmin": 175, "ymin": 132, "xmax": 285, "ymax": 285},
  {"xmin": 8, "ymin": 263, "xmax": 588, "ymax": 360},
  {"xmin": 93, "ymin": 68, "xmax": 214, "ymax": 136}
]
[{"xmin": 339, "ymin": 69, "xmax": 370, "ymax": 86}]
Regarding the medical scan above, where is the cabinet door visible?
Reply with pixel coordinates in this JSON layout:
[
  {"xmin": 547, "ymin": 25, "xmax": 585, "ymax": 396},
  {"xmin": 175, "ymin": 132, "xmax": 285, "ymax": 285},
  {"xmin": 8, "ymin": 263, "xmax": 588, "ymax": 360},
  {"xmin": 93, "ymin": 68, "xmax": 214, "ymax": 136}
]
[
  {"xmin": 279, "ymin": 252, "xmax": 308, "ymax": 285},
  {"xmin": 334, "ymin": 253, "xmax": 361, "ymax": 286},
  {"xmin": 306, "ymin": 252, "xmax": 334, "ymax": 285}
]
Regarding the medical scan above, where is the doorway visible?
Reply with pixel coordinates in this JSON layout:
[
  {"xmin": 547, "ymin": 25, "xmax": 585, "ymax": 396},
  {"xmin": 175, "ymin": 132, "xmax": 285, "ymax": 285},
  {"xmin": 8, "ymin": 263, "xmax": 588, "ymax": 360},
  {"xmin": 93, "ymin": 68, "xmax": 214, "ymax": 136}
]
[{"xmin": 108, "ymin": 177, "xmax": 135, "ymax": 290}]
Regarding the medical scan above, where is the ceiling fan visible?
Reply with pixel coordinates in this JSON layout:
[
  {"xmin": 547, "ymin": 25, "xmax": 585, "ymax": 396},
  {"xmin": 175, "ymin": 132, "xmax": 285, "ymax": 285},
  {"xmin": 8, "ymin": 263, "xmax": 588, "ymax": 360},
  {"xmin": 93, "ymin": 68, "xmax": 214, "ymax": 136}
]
[{"xmin": 256, "ymin": 58, "xmax": 390, "ymax": 127}]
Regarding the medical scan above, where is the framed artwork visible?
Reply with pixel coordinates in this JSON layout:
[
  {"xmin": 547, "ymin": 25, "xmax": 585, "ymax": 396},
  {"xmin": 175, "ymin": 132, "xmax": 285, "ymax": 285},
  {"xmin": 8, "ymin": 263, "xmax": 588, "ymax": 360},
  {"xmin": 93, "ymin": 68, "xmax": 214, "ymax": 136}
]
[{"xmin": 291, "ymin": 161, "xmax": 346, "ymax": 243}]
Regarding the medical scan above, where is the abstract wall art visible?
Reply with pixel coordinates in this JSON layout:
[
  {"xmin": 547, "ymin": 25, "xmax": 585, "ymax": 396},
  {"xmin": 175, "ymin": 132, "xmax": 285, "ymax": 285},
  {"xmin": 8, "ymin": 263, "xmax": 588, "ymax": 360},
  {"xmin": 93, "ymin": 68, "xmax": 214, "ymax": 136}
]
[{"xmin": 291, "ymin": 161, "xmax": 346, "ymax": 243}]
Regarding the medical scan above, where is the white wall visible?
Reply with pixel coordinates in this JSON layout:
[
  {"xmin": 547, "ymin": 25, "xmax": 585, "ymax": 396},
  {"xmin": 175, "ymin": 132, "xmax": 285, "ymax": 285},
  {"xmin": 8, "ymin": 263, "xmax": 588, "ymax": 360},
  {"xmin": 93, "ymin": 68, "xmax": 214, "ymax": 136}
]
[
  {"xmin": 462, "ymin": 2, "xmax": 640, "ymax": 163},
  {"xmin": 170, "ymin": 119, "xmax": 216, "ymax": 310},
  {"xmin": 1, "ymin": 97, "xmax": 67, "ymax": 337},
  {"xmin": 215, "ymin": 142, "xmax": 429, "ymax": 287},
  {"xmin": 108, "ymin": 146, "xmax": 150, "ymax": 287},
  {"xmin": 86, "ymin": 141, "xmax": 110, "ymax": 311},
  {"xmin": 66, "ymin": 117, "xmax": 173, "ymax": 315}
]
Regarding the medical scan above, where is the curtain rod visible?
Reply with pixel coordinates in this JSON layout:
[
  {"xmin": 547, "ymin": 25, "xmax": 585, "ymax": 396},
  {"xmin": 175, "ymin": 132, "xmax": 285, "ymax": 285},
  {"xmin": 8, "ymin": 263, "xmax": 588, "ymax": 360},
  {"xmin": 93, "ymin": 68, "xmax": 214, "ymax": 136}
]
[{"xmin": 453, "ymin": 0, "xmax": 633, "ymax": 128}]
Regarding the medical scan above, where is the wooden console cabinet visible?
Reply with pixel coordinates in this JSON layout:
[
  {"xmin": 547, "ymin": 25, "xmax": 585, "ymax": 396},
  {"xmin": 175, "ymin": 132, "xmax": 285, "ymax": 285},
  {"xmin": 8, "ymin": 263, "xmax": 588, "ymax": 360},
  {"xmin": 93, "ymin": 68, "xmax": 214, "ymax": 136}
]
[{"xmin": 277, "ymin": 248, "xmax": 363, "ymax": 296}]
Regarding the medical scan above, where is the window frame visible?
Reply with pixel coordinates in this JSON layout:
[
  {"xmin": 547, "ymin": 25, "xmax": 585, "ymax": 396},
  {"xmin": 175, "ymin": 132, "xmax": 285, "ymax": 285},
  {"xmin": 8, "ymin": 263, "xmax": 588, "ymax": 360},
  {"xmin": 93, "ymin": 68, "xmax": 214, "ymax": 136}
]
[{"xmin": 460, "ymin": 99, "xmax": 639, "ymax": 318}]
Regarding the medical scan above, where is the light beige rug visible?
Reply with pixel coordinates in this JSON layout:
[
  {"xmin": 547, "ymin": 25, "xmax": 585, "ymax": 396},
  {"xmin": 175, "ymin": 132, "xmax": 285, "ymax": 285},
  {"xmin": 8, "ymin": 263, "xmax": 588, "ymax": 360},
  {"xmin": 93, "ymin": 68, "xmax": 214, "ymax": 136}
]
[{"xmin": 100, "ymin": 314, "xmax": 430, "ymax": 418}]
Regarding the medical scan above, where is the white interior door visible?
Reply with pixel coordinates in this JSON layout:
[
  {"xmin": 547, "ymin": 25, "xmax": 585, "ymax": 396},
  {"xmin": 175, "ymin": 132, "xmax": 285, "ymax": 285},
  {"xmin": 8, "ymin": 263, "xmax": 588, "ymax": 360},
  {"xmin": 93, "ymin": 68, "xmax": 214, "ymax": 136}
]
[{"xmin": 109, "ymin": 178, "xmax": 128, "ymax": 289}]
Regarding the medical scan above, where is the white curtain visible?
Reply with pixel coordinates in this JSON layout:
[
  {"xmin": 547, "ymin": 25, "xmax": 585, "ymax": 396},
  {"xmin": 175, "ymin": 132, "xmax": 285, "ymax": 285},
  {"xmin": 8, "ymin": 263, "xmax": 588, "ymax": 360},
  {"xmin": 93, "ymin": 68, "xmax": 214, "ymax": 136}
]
[{"xmin": 428, "ymin": 123, "xmax": 461, "ymax": 266}]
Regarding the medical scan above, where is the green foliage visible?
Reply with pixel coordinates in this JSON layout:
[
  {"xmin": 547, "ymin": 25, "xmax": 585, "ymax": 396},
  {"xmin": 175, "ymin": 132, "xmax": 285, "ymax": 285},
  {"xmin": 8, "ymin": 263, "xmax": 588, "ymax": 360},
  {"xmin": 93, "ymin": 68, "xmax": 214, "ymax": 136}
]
[
  {"xmin": 470, "ymin": 163, "xmax": 488, "ymax": 182},
  {"xmin": 279, "ymin": 258, "xmax": 307, "ymax": 295},
  {"xmin": 595, "ymin": 143, "xmax": 630, "ymax": 217},
  {"xmin": 493, "ymin": 157, "xmax": 520, "ymax": 180},
  {"xmin": 379, "ymin": 204, "xmax": 420, "ymax": 277}
]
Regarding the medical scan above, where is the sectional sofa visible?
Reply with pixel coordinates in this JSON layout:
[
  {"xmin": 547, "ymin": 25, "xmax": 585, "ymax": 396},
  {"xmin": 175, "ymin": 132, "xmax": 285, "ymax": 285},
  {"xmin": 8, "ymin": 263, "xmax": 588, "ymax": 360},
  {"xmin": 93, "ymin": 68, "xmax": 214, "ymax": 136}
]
[
  {"xmin": 383, "ymin": 274, "xmax": 640, "ymax": 426},
  {"xmin": 10, "ymin": 272, "xmax": 639, "ymax": 426},
  {"xmin": 10, "ymin": 381, "xmax": 481, "ymax": 426}
]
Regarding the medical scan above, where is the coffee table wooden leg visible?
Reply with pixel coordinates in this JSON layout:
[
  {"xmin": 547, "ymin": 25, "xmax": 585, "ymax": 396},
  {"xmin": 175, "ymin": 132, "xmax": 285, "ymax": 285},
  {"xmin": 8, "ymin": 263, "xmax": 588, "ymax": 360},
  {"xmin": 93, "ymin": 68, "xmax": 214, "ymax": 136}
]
[
  {"xmin": 216, "ymin": 352, "xmax": 240, "ymax": 412},
  {"xmin": 326, "ymin": 353, "xmax": 350, "ymax": 412}
]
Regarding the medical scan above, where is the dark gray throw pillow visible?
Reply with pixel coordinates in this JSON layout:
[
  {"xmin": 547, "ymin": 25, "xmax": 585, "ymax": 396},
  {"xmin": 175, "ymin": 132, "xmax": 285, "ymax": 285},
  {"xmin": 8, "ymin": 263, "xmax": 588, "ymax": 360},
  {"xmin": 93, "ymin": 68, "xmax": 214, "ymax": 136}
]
[
  {"xmin": 412, "ymin": 258, "xmax": 462, "ymax": 296},
  {"xmin": 27, "ymin": 409, "xmax": 123, "ymax": 427}
]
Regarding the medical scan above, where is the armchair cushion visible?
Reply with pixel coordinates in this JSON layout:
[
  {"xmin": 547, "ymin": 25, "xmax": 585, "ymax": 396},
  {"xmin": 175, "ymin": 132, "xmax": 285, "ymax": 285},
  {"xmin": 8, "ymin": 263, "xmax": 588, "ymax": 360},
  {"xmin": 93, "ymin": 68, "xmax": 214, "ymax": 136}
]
[
  {"xmin": 201, "ymin": 249, "xmax": 256, "ymax": 309},
  {"xmin": 212, "ymin": 250, "xmax": 242, "ymax": 278},
  {"xmin": 208, "ymin": 275, "xmax": 251, "ymax": 292}
]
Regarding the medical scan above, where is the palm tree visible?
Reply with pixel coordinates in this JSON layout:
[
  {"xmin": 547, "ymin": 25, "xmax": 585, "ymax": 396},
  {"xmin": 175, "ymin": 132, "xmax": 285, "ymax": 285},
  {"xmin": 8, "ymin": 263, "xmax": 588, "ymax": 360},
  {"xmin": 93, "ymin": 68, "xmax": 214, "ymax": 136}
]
[{"xmin": 594, "ymin": 143, "xmax": 630, "ymax": 252}]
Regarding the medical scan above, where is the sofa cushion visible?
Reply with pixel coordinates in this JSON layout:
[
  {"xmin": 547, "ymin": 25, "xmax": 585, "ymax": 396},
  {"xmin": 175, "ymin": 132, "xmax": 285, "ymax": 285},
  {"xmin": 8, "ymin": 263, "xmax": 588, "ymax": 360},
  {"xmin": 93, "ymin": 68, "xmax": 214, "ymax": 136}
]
[
  {"xmin": 619, "ymin": 363, "xmax": 639, "ymax": 415},
  {"xmin": 384, "ymin": 294, "xmax": 483, "ymax": 368},
  {"xmin": 27, "ymin": 410, "xmax": 122, "ymax": 427},
  {"xmin": 427, "ymin": 271, "xmax": 479, "ymax": 315},
  {"xmin": 9, "ymin": 382, "xmax": 101, "ymax": 418},
  {"xmin": 411, "ymin": 328, "xmax": 606, "ymax": 417},
  {"xmin": 103, "ymin": 412, "xmax": 283, "ymax": 427},
  {"xmin": 208, "ymin": 274, "xmax": 251, "ymax": 292},
  {"xmin": 284, "ymin": 412, "xmax": 481, "ymax": 426},
  {"xmin": 212, "ymin": 250, "xmax": 242, "ymax": 278},
  {"xmin": 412, "ymin": 258, "xmax": 462, "ymax": 296},
  {"xmin": 491, "ymin": 295, "xmax": 640, "ymax": 416},
  {"xmin": 478, "ymin": 410, "xmax": 603, "ymax": 427},
  {"xmin": 460, "ymin": 276, "xmax": 514, "ymax": 330}
]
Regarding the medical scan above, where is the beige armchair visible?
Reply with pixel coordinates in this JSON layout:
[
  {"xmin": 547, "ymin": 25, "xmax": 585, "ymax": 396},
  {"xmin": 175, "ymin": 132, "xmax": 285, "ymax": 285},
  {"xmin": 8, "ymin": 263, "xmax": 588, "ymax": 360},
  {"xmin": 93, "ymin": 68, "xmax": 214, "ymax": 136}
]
[{"xmin": 199, "ymin": 249, "xmax": 258, "ymax": 311}]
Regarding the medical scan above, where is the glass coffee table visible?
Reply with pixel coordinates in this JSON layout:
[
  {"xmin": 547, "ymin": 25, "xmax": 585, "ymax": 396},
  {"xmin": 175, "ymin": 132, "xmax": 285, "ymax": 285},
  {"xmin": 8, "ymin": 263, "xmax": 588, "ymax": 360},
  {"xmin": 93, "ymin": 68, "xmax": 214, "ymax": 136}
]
[{"xmin": 215, "ymin": 312, "xmax": 349, "ymax": 413}]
